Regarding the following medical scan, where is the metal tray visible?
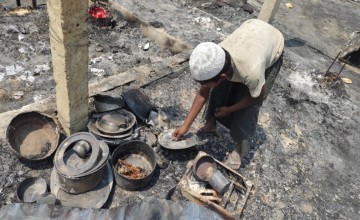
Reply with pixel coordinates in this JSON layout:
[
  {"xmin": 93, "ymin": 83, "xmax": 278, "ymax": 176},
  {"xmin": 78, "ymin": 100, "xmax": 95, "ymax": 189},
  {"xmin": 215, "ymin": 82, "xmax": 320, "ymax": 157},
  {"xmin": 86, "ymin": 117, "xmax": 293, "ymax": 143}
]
[
  {"xmin": 50, "ymin": 162, "xmax": 113, "ymax": 209},
  {"xmin": 176, "ymin": 151, "xmax": 253, "ymax": 220}
]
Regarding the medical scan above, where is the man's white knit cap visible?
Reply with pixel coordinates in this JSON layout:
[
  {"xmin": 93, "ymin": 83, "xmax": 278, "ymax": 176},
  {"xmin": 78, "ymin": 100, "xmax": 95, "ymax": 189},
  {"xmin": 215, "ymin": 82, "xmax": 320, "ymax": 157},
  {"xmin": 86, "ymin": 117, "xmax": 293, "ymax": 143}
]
[{"xmin": 189, "ymin": 42, "xmax": 226, "ymax": 81}]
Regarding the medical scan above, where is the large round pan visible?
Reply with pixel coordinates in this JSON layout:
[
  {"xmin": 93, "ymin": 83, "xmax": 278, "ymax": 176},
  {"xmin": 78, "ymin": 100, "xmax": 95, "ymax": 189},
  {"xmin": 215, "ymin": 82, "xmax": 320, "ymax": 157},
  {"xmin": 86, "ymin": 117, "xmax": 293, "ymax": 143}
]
[{"xmin": 6, "ymin": 111, "xmax": 60, "ymax": 161}]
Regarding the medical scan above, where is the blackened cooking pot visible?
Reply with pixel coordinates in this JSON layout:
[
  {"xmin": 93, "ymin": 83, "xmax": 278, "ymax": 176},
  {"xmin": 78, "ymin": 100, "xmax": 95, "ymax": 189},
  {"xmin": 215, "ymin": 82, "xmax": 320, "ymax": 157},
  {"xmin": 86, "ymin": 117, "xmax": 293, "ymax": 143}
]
[{"xmin": 111, "ymin": 140, "xmax": 156, "ymax": 190}]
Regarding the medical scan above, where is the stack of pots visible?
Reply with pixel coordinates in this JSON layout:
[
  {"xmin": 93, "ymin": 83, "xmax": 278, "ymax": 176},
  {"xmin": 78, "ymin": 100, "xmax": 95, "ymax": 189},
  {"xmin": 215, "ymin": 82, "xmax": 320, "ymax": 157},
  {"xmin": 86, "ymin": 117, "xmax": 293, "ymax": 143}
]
[
  {"xmin": 88, "ymin": 109, "xmax": 137, "ymax": 146},
  {"xmin": 54, "ymin": 132, "xmax": 109, "ymax": 194}
]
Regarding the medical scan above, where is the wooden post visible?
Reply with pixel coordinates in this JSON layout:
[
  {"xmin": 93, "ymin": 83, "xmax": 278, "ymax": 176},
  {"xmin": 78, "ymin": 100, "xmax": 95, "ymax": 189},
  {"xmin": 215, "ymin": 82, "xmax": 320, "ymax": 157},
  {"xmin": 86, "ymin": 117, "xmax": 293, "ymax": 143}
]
[
  {"xmin": 47, "ymin": 0, "xmax": 89, "ymax": 135},
  {"xmin": 258, "ymin": 0, "xmax": 282, "ymax": 24},
  {"xmin": 32, "ymin": 0, "xmax": 37, "ymax": 9}
]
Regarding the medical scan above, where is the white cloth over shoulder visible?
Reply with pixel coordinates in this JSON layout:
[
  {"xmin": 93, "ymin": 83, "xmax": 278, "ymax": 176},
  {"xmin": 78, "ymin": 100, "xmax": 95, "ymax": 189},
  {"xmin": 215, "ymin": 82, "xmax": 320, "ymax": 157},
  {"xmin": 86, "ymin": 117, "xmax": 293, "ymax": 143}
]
[{"xmin": 219, "ymin": 19, "xmax": 284, "ymax": 98}]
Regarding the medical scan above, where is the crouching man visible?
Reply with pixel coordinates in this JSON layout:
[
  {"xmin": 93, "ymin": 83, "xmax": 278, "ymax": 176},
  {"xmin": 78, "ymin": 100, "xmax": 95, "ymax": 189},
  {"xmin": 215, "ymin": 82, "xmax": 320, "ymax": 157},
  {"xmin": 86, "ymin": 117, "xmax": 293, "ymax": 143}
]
[{"xmin": 173, "ymin": 19, "xmax": 284, "ymax": 169}]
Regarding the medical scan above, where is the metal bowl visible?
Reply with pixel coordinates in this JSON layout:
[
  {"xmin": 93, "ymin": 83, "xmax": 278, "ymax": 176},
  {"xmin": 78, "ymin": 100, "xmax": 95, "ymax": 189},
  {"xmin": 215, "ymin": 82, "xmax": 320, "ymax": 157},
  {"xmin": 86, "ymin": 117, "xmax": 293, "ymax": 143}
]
[
  {"xmin": 6, "ymin": 111, "xmax": 60, "ymax": 161},
  {"xmin": 111, "ymin": 140, "xmax": 156, "ymax": 190},
  {"xmin": 96, "ymin": 113, "xmax": 129, "ymax": 134},
  {"xmin": 17, "ymin": 177, "xmax": 48, "ymax": 202},
  {"xmin": 122, "ymin": 88, "xmax": 154, "ymax": 122},
  {"xmin": 93, "ymin": 93, "xmax": 126, "ymax": 113}
]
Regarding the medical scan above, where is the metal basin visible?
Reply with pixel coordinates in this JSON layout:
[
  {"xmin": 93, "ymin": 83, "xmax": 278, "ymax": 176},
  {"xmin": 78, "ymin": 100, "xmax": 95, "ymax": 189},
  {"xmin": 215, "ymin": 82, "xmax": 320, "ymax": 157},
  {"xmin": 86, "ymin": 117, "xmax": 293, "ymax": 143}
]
[
  {"xmin": 6, "ymin": 111, "xmax": 60, "ymax": 161},
  {"xmin": 111, "ymin": 140, "xmax": 156, "ymax": 190}
]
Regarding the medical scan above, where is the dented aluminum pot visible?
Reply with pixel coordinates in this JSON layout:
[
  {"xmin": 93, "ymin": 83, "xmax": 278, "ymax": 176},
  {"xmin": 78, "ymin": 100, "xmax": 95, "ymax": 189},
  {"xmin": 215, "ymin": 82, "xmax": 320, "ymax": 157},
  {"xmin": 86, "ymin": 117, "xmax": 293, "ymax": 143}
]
[
  {"xmin": 56, "ymin": 163, "xmax": 106, "ymax": 194},
  {"xmin": 56, "ymin": 142, "xmax": 109, "ymax": 194},
  {"xmin": 54, "ymin": 133, "xmax": 101, "ymax": 177},
  {"xmin": 54, "ymin": 133, "xmax": 110, "ymax": 194}
]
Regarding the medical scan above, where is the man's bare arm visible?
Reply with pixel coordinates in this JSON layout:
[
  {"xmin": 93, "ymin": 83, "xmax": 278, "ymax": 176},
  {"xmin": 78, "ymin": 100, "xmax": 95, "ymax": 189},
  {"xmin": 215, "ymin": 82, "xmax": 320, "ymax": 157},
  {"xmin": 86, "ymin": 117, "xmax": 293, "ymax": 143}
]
[{"xmin": 182, "ymin": 85, "xmax": 210, "ymax": 128}]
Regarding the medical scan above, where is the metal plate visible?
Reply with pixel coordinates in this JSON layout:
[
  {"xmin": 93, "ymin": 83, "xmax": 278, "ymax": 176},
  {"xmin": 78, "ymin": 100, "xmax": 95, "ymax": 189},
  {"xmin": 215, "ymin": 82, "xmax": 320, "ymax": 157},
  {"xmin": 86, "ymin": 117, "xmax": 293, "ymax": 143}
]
[
  {"xmin": 50, "ymin": 162, "xmax": 113, "ymax": 209},
  {"xmin": 88, "ymin": 122, "xmax": 133, "ymax": 139},
  {"xmin": 91, "ymin": 132, "xmax": 131, "ymax": 147},
  {"xmin": 158, "ymin": 129, "xmax": 199, "ymax": 150}
]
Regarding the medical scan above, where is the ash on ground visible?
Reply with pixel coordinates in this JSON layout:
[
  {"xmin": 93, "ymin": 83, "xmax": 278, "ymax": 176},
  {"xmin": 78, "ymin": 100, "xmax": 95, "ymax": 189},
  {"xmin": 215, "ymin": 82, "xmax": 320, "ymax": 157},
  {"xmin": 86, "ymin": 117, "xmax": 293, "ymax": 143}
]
[{"xmin": 1, "ymin": 0, "xmax": 360, "ymax": 219}]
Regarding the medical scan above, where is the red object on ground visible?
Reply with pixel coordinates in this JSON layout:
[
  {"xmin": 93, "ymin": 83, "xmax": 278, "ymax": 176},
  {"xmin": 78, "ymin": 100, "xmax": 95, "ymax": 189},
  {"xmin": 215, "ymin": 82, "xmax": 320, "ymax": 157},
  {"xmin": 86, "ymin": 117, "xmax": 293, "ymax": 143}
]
[{"xmin": 88, "ymin": 6, "xmax": 109, "ymax": 19}]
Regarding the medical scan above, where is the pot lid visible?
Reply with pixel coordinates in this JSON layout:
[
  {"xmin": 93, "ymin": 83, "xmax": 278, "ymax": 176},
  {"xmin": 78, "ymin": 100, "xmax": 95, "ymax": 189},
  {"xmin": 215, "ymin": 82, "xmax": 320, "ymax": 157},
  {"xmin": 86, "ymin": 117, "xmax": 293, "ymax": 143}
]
[
  {"xmin": 54, "ymin": 132, "xmax": 100, "ymax": 177},
  {"xmin": 62, "ymin": 140, "xmax": 109, "ymax": 177},
  {"xmin": 95, "ymin": 109, "xmax": 136, "ymax": 135}
]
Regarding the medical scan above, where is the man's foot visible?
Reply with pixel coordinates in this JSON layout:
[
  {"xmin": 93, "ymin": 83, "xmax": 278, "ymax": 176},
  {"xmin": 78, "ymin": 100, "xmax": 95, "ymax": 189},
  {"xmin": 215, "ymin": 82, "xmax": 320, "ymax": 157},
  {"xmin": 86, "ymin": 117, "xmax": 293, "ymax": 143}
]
[
  {"xmin": 225, "ymin": 151, "xmax": 241, "ymax": 170},
  {"xmin": 197, "ymin": 124, "xmax": 216, "ymax": 135},
  {"xmin": 197, "ymin": 118, "xmax": 216, "ymax": 135}
]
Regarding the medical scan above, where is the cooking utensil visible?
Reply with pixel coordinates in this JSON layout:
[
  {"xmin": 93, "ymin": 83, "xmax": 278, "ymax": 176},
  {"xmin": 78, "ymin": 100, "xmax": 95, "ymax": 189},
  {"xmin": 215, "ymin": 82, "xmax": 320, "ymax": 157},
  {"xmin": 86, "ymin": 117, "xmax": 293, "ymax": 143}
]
[
  {"xmin": 17, "ymin": 177, "xmax": 47, "ymax": 203},
  {"xmin": 111, "ymin": 140, "xmax": 156, "ymax": 190},
  {"xmin": 122, "ymin": 88, "xmax": 154, "ymax": 122},
  {"xmin": 50, "ymin": 162, "xmax": 113, "ymax": 209},
  {"xmin": 193, "ymin": 155, "xmax": 217, "ymax": 181},
  {"xmin": 6, "ymin": 111, "xmax": 60, "ymax": 161},
  {"xmin": 93, "ymin": 93, "xmax": 125, "ymax": 113},
  {"xmin": 158, "ymin": 129, "xmax": 199, "ymax": 150}
]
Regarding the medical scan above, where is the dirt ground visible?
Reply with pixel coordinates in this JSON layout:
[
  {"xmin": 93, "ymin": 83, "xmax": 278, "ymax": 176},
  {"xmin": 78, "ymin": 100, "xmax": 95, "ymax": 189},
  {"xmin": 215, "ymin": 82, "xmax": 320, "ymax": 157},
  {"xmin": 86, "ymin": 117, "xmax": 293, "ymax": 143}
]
[{"xmin": 0, "ymin": 0, "xmax": 360, "ymax": 219}]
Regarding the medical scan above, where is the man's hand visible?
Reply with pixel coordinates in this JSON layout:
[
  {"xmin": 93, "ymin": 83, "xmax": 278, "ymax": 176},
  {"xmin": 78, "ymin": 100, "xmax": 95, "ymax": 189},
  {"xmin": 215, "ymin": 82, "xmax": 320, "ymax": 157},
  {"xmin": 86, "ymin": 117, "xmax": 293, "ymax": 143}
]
[
  {"xmin": 214, "ymin": 107, "xmax": 232, "ymax": 118},
  {"xmin": 172, "ymin": 125, "xmax": 189, "ymax": 141}
]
